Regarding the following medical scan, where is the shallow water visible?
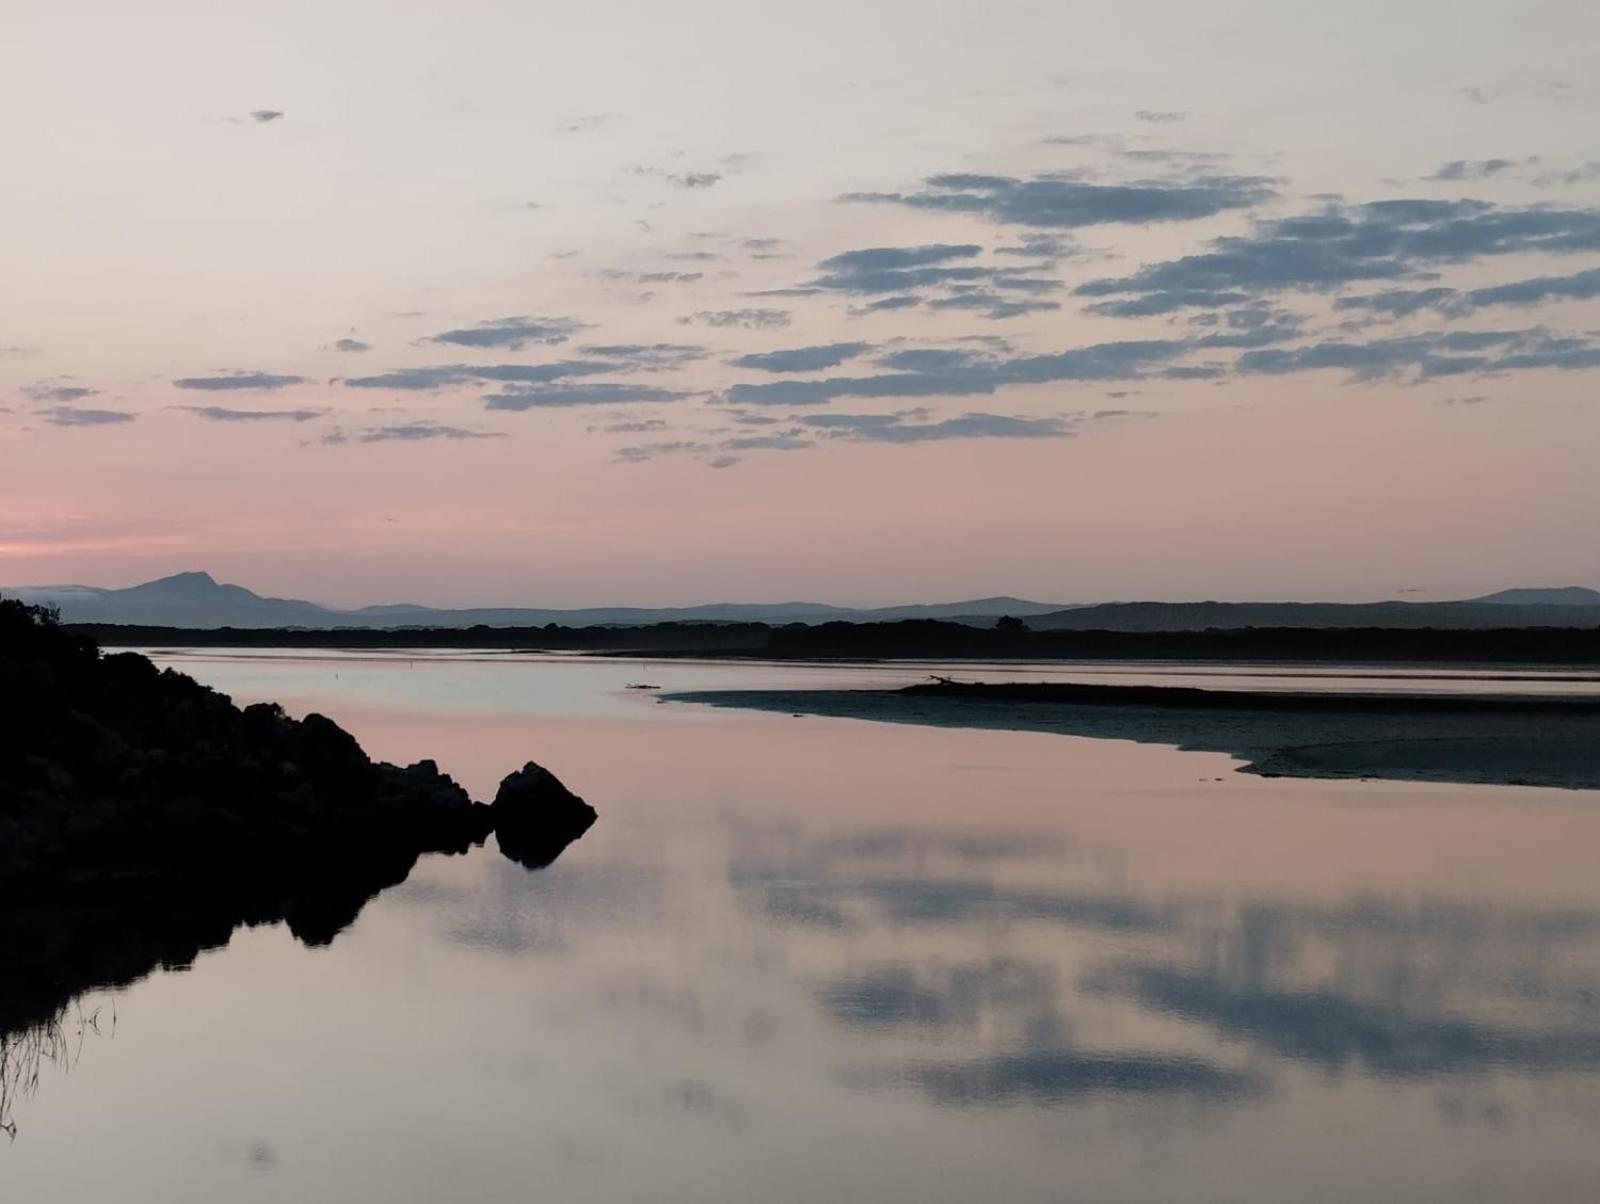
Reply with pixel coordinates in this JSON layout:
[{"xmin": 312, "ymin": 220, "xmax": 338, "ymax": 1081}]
[{"xmin": 7, "ymin": 652, "xmax": 1600, "ymax": 1202}]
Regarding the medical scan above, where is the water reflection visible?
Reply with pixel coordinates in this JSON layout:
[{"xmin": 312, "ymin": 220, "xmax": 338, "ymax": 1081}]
[
  {"xmin": 9, "ymin": 653, "xmax": 1600, "ymax": 1202},
  {"xmin": 0, "ymin": 821, "xmax": 593, "ymax": 1134},
  {"xmin": 899, "ymin": 1049, "xmax": 1262, "ymax": 1105},
  {"xmin": 0, "ymin": 1003, "xmax": 113, "ymax": 1139},
  {"xmin": 722, "ymin": 817, "xmax": 1600, "ymax": 1099}
]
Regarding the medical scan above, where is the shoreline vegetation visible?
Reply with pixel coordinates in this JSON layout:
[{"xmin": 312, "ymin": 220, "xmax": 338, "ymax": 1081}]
[
  {"xmin": 59, "ymin": 618, "xmax": 1600, "ymax": 665},
  {"xmin": 667, "ymin": 681, "xmax": 1600, "ymax": 792},
  {"xmin": 0, "ymin": 600, "xmax": 596, "ymax": 1041}
]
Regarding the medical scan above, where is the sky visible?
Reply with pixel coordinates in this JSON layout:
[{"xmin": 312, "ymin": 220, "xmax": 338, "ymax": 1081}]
[{"xmin": 3, "ymin": 0, "xmax": 1598, "ymax": 607}]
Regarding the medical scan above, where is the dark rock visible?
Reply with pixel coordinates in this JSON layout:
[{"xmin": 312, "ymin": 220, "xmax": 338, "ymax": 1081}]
[{"xmin": 491, "ymin": 761, "xmax": 598, "ymax": 869}]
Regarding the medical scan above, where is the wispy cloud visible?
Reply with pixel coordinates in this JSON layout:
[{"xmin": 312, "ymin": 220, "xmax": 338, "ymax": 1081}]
[
  {"xmin": 616, "ymin": 439, "xmax": 712, "ymax": 463},
  {"xmin": 1426, "ymin": 158, "xmax": 1522, "ymax": 181},
  {"xmin": 843, "ymin": 171, "xmax": 1274, "ymax": 228},
  {"xmin": 422, "ymin": 316, "xmax": 588, "ymax": 350},
  {"xmin": 680, "ymin": 308, "xmax": 791, "ymax": 329},
  {"xmin": 178, "ymin": 405, "xmax": 327, "ymax": 422},
  {"xmin": 344, "ymin": 360, "xmax": 618, "ymax": 390},
  {"xmin": 798, "ymin": 411, "xmax": 1074, "ymax": 443},
  {"xmin": 729, "ymin": 342, "xmax": 873, "ymax": 373},
  {"xmin": 484, "ymin": 383, "xmax": 692, "ymax": 410},
  {"xmin": 800, "ymin": 242, "xmax": 1064, "ymax": 318},
  {"xmin": 578, "ymin": 342, "xmax": 707, "ymax": 367},
  {"xmin": 559, "ymin": 113, "xmax": 619, "ymax": 134},
  {"xmin": 724, "ymin": 340, "xmax": 1186, "ymax": 405},
  {"xmin": 323, "ymin": 421, "xmax": 505, "ymax": 445},
  {"xmin": 173, "ymin": 371, "xmax": 306, "ymax": 391},
  {"xmin": 38, "ymin": 405, "xmax": 137, "ymax": 426},
  {"xmin": 1076, "ymin": 198, "xmax": 1600, "ymax": 311},
  {"xmin": 22, "ymin": 384, "xmax": 98, "ymax": 402}
]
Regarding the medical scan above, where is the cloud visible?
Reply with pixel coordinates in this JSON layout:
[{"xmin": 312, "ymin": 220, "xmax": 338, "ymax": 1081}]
[
  {"xmin": 578, "ymin": 342, "xmax": 708, "ymax": 367},
  {"xmin": 994, "ymin": 233, "xmax": 1076, "ymax": 262},
  {"xmin": 559, "ymin": 113, "xmax": 619, "ymax": 134},
  {"xmin": 600, "ymin": 269, "xmax": 704, "ymax": 285},
  {"xmin": 1234, "ymin": 328, "xmax": 1599, "ymax": 381},
  {"xmin": 344, "ymin": 360, "xmax": 619, "ymax": 390},
  {"xmin": 172, "ymin": 371, "xmax": 305, "ymax": 391},
  {"xmin": 633, "ymin": 165, "xmax": 724, "ymax": 189},
  {"xmin": 1134, "ymin": 109, "xmax": 1189, "ymax": 124},
  {"xmin": 1337, "ymin": 267, "xmax": 1600, "ymax": 317},
  {"xmin": 178, "ymin": 405, "xmax": 326, "ymax": 422},
  {"xmin": 423, "ymin": 316, "xmax": 588, "ymax": 349},
  {"xmin": 722, "ymin": 433, "xmax": 812, "ymax": 451},
  {"xmin": 818, "ymin": 244, "xmax": 983, "ymax": 273},
  {"xmin": 809, "ymin": 246, "xmax": 994, "ymax": 295},
  {"xmin": 325, "ymin": 421, "xmax": 505, "ymax": 444},
  {"xmin": 1333, "ymin": 287, "xmax": 1459, "ymax": 318},
  {"xmin": 852, "ymin": 295, "xmax": 922, "ymax": 314},
  {"xmin": 799, "ymin": 410, "xmax": 1073, "ymax": 443},
  {"xmin": 484, "ymin": 383, "xmax": 692, "ymax": 410},
  {"xmin": 729, "ymin": 342, "xmax": 873, "ymax": 373},
  {"xmin": 1427, "ymin": 158, "xmax": 1522, "ymax": 181},
  {"xmin": 843, "ymin": 171, "xmax": 1275, "ymax": 228},
  {"xmin": 1076, "ymin": 198, "xmax": 1600, "ymax": 308},
  {"xmin": 616, "ymin": 439, "xmax": 711, "ymax": 463},
  {"xmin": 21, "ymin": 384, "xmax": 98, "ymax": 402},
  {"xmin": 601, "ymin": 418, "xmax": 669, "ymax": 433},
  {"xmin": 1533, "ymin": 160, "xmax": 1600, "ymax": 188},
  {"xmin": 802, "ymin": 242, "xmax": 1065, "ymax": 315},
  {"xmin": 876, "ymin": 348, "xmax": 979, "ymax": 372},
  {"xmin": 724, "ymin": 339, "xmax": 1185, "ymax": 405},
  {"xmin": 37, "ymin": 405, "xmax": 136, "ymax": 426},
  {"xmin": 680, "ymin": 308, "xmax": 791, "ymax": 329},
  {"xmin": 330, "ymin": 338, "xmax": 372, "ymax": 353},
  {"xmin": 1085, "ymin": 289, "xmax": 1251, "ymax": 317},
  {"xmin": 708, "ymin": 454, "xmax": 740, "ymax": 469},
  {"xmin": 248, "ymin": 109, "xmax": 284, "ymax": 124},
  {"xmin": 926, "ymin": 291, "xmax": 1061, "ymax": 319},
  {"xmin": 1466, "ymin": 265, "xmax": 1600, "ymax": 308}
]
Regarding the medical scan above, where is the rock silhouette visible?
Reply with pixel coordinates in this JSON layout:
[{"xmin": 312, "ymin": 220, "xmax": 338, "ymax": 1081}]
[
  {"xmin": 491, "ymin": 761, "xmax": 598, "ymax": 869},
  {"xmin": 0, "ymin": 598, "xmax": 595, "ymax": 1038}
]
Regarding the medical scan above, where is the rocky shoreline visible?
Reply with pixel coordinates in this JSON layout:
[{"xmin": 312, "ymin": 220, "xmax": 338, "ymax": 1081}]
[{"xmin": 0, "ymin": 599, "xmax": 596, "ymax": 1035}]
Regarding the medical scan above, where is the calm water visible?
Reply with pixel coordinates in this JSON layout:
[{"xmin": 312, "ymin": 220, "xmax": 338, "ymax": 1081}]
[{"xmin": 8, "ymin": 652, "xmax": 1600, "ymax": 1202}]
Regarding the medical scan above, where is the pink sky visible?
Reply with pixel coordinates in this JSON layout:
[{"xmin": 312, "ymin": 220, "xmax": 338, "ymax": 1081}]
[{"xmin": 3, "ymin": 0, "xmax": 1598, "ymax": 606}]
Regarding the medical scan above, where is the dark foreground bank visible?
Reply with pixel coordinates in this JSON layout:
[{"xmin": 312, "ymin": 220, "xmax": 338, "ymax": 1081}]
[
  {"xmin": 668, "ymin": 680, "xmax": 1600, "ymax": 791},
  {"xmin": 0, "ymin": 600, "xmax": 596, "ymax": 1038}
]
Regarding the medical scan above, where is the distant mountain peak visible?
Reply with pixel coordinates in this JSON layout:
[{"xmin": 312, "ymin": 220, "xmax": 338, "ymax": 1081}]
[
  {"xmin": 1469, "ymin": 586, "xmax": 1600, "ymax": 606},
  {"xmin": 123, "ymin": 570, "xmax": 232, "ymax": 597}
]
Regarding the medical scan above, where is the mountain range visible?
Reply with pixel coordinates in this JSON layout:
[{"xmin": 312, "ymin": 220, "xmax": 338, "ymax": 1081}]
[
  {"xmin": 5, "ymin": 572, "xmax": 1599, "ymax": 632},
  {"xmin": 4, "ymin": 572, "xmax": 1074, "ymax": 630}
]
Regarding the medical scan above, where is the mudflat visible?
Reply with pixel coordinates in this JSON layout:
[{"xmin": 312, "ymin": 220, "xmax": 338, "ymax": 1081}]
[{"xmin": 668, "ymin": 681, "xmax": 1600, "ymax": 790}]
